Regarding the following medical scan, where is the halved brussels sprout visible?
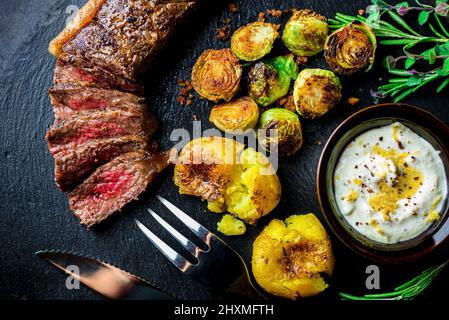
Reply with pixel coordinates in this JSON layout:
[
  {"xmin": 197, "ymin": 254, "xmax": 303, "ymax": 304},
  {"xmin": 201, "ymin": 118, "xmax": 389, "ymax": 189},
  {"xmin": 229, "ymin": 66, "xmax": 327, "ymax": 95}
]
[
  {"xmin": 174, "ymin": 137, "xmax": 281, "ymax": 225},
  {"xmin": 325, "ymin": 22, "xmax": 377, "ymax": 75},
  {"xmin": 231, "ymin": 22, "xmax": 279, "ymax": 61},
  {"xmin": 252, "ymin": 214, "xmax": 335, "ymax": 300},
  {"xmin": 282, "ymin": 9, "xmax": 328, "ymax": 57},
  {"xmin": 258, "ymin": 108, "xmax": 303, "ymax": 156},
  {"xmin": 191, "ymin": 49, "xmax": 242, "ymax": 102},
  {"xmin": 209, "ymin": 96, "xmax": 259, "ymax": 134},
  {"xmin": 293, "ymin": 68, "xmax": 342, "ymax": 119},
  {"xmin": 247, "ymin": 55, "xmax": 298, "ymax": 107},
  {"xmin": 217, "ymin": 214, "xmax": 246, "ymax": 236}
]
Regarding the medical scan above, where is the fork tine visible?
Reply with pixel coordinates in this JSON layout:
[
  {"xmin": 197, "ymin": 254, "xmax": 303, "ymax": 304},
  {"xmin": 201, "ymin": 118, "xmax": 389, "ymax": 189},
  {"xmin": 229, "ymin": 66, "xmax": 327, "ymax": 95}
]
[
  {"xmin": 147, "ymin": 209, "xmax": 202, "ymax": 258},
  {"xmin": 156, "ymin": 195, "xmax": 211, "ymax": 243},
  {"xmin": 135, "ymin": 219, "xmax": 190, "ymax": 271}
]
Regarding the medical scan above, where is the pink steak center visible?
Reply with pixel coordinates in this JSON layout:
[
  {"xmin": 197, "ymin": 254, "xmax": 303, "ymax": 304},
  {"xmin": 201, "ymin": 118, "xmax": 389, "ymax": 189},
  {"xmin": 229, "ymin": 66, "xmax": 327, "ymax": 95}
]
[
  {"xmin": 68, "ymin": 96, "xmax": 109, "ymax": 110},
  {"xmin": 72, "ymin": 122, "xmax": 126, "ymax": 145},
  {"xmin": 74, "ymin": 67, "xmax": 97, "ymax": 83},
  {"xmin": 90, "ymin": 169, "xmax": 134, "ymax": 201}
]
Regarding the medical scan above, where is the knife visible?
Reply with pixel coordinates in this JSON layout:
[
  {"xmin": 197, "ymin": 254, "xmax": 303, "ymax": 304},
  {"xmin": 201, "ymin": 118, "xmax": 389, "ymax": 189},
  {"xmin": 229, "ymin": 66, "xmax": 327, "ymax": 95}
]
[{"xmin": 36, "ymin": 250, "xmax": 175, "ymax": 300}]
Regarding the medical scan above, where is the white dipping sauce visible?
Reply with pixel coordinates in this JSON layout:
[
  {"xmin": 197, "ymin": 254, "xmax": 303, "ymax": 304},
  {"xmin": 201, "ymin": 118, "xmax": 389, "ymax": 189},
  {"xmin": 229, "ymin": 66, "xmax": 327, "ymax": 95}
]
[{"xmin": 334, "ymin": 122, "xmax": 447, "ymax": 244}]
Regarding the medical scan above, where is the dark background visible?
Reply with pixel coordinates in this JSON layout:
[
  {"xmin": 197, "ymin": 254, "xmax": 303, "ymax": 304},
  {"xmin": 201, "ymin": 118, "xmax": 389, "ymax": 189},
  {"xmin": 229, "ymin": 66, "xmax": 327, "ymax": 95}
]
[{"xmin": 1, "ymin": 0, "xmax": 448, "ymax": 300}]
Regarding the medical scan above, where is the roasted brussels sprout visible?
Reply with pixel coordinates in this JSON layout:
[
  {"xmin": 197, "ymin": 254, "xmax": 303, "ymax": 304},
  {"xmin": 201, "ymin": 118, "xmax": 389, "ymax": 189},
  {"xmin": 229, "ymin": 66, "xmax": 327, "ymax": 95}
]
[
  {"xmin": 174, "ymin": 137, "xmax": 281, "ymax": 224},
  {"xmin": 325, "ymin": 22, "xmax": 376, "ymax": 75},
  {"xmin": 217, "ymin": 214, "xmax": 246, "ymax": 236},
  {"xmin": 191, "ymin": 49, "xmax": 242, "ymax": 102},
  {"xmin": 282, "ymin": 9, "xmax": 328, "ymax": 57},
  {"xmin": 209, "ymin": 96, "xmax": 259, "ymax": 134},
  {"xmin": 247, "ymin": 55, "xmax": 298, "ymax": 107},
  {"xmin": 257, "ymin": 108, "xmax": 303, "ymax": 156},
  {"xmin": 293, "ymin": 68, "xmax": 342, "ymax": 119},
  {"xmin": 252, "ymin": 214, "xmax": 335, "ymax": 299},
  {"xmin": 231, "ymin": 22, "xmax": 279, "ymax": 61}
]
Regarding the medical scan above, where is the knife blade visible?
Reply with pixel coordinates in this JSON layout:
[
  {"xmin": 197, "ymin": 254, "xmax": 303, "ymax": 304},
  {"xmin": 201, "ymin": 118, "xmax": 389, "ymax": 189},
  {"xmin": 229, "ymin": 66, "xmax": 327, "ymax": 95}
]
[{"xmin": 36, "ymin": 250, "xmax": 175, "ymax": 300}]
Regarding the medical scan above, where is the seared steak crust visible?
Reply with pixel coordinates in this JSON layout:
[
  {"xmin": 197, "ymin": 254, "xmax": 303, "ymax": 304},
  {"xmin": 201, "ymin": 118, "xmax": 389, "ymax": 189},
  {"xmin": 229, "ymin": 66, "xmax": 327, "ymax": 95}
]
[
  {"xmin": 60, "ymin": 0, "xmax": 196, "ymax": 81},
  {"xmin": 53, "ymin": 59, "xmax": 144, "ymax": 94},
  {"xmin": 68, "ymin": 151, "xmax": 169, "ymax": 227}
]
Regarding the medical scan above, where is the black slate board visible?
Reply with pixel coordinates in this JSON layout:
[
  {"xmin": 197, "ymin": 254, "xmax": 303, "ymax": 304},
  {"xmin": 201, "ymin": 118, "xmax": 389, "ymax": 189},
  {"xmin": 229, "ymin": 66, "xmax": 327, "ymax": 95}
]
[{"xmin": 1, "ymin": 0, "xmax": 448, "ymax": 300}]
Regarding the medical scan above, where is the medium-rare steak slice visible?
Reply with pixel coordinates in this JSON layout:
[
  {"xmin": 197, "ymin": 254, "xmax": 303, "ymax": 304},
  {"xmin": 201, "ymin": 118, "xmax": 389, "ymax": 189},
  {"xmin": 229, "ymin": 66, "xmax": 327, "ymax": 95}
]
[
  {"xmin": 53, "ymin": 135, "xmax": 149, "ymax": 191},
  {"xmin": 48, "ymin": 84, "xmax": 146, "ymax": 120},
  {"xmin": 68, "ymin": 151, "xmax": 170, "ymax": 227},
  {"xmin": 55, "ymin": 0, "xmax": 196, "ymax": 81},
  {"xmin": 53, "ymin": 59, "xmax": 144, "ymax": 94},
  {"xmin": 46, "ymin": 109, "xmax": 157, "ymax": 154}
]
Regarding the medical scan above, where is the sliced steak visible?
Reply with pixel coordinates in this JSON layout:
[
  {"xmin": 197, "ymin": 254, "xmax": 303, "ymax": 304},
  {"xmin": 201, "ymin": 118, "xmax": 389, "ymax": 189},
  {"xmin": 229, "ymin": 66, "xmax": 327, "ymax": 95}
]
[
  {"xmin": 59, "ymin": 0, "xmax": 196, "ymax": 81},
  {"xmin": 49, "ymin": 84, "xmax": 146, "ymax": 120},
  {"xmin": 53, "ymin": 59, "xmax": 144, "ymax": 94},
  {"xmin": 68, "ymin": 151, "xmax": 170, "ymax": 227},
  {"xmin": 46, "ymin": 109, "xmax": 157, "ymax": 153},
  {"xmin": 53, "ymin": 135, "xmax": 148, "ymax": 191}
]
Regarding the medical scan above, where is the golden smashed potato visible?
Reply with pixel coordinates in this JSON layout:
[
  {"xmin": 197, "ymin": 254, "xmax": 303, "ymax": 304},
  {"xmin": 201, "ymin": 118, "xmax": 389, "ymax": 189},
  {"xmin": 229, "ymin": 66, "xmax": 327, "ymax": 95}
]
[
  {"xmin": 174, "ymin": 137, "xmax": 281, "ymax": 224},
  {"xmin": 217, "ymin": 214, "xmax": 246, "ymax": 236},
  {"xmin": 252, "ymin": 214, "xmax": 334, "ymax": 299}
]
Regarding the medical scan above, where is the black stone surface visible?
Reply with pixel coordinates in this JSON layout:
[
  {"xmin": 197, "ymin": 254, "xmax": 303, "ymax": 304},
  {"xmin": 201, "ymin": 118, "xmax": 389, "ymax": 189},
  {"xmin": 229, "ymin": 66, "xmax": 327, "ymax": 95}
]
[{"xmin": 1, "ymin": 0, "xmax": 448, "ymax": 300}]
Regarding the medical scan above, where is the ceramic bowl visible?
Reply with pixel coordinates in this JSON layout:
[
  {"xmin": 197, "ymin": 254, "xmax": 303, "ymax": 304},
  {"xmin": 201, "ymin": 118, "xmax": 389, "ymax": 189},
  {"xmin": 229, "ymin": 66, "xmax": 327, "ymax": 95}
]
[{"xmin": 317, "ymin": 103, "xmax": 449, "ymax": 263}]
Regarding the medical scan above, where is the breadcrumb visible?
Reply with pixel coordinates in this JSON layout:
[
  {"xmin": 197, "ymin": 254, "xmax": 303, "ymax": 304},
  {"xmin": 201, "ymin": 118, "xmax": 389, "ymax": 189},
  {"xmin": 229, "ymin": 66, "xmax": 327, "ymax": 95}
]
[
  {"xmin": 216, "ymin": 24, "xmax": 232, "ymax": 41},
  {"xmin": 228, "ymin": 2, "xmax": 238, "ymax": 14},
  {"xmin": 295, "ymin": 56, "xmax": 308, "ymax": 65},
  {"xmin": 177, "ymin": 80, "xmax": 194, "ymax": 106},
  {"xmin": 347, "ymin": 97, "xmax": 360, "ymax": 106},
  {"xmin": 279, "ymin": 95, "xmax": 296, "ymax": 113},
  {"xmin": 267, "ymin": 9, "xmax": 282, "ymax": 18}
]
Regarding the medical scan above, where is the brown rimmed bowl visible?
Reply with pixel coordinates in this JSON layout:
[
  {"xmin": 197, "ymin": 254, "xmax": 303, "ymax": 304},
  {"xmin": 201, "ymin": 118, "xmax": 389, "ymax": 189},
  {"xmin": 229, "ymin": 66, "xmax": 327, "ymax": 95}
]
[{"xmin": 317, "ymin": 103, "xmax": 449, "ymax": 264}]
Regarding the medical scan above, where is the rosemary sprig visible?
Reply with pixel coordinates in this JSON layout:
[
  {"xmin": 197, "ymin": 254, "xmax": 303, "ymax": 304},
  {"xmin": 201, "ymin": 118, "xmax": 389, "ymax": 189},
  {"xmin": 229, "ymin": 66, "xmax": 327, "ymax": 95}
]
[
  {"xmin": 328, "ymin": 0, "xmax": 449, "ymax": 102},
  {"xmin": 339, "ymin": 260, "xmax": 449, "ymax": 300}
]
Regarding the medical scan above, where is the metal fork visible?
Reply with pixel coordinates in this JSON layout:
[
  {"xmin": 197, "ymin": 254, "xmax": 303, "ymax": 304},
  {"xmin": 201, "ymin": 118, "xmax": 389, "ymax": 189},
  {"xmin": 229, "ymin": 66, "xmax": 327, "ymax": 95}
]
[{"xmin": 135, "ymin": 195, "xmax": 267, "ymax": 300}]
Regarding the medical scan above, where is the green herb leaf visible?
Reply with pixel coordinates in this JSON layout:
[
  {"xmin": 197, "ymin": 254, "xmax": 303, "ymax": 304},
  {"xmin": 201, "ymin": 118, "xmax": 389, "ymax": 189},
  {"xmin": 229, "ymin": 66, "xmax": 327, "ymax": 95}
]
[
  {"xmin": 338, "ymin": 261, "xmax": 448, "ymax": 301},
  {"xmin": 395, "ymin": 1, "xmax": 409, "ymax": 8},
  {"xmin": 436, "ymin": 58, "xmax": 449, "ymax": 76},
  {"xmin": 443, "ymin": 57, "xmax": 449, "ymax": 71},
  {"xmin": 435, "ymin": 41, "xmax": 449, "ymax": 55},
  {"xmin": 367, "ymin": 5, "xmax": 381, "ymax": 24},
  {"xmin": 418, "ymin": 11, "xmax": 430, "ymax": 25},
  {"xmin": 406, "ymin": 76, "xmax": 423, "ymax": 86},
  {"xmin": 383, "ymin": 55, "xmax": 397, "ymax": 69},
  {"xmin": 437, "ymin": 77, "xmax": 449, "ymax": 92},
  {"xmin": 422, "ymin": 47, "xmax": 437, "ymax": 64},
  {"xmin": 405, "ymin": 57, "xmax": 416, "ymax": 69}
]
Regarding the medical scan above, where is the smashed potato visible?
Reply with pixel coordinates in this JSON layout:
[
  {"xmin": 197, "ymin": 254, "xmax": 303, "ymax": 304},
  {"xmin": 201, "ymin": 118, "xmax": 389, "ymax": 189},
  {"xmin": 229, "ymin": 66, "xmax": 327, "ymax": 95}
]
[
  {"xmin": 252, "ymin": 214, "xmax": 334, "ymax": 299},
  {"xmin": 174, "ymin": 137, "xmax": 281, "ymax": 224},
  {"xmin": 217, "ymin": 214, "xmax": 246, "ymax": 236}
]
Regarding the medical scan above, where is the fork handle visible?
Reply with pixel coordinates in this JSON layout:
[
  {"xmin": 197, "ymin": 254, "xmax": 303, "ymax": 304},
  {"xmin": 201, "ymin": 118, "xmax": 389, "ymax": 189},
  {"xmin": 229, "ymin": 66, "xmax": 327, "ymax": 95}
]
[{"xmin": 225, "ymin": 274, "xmax": 268, "ymax": 300}]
